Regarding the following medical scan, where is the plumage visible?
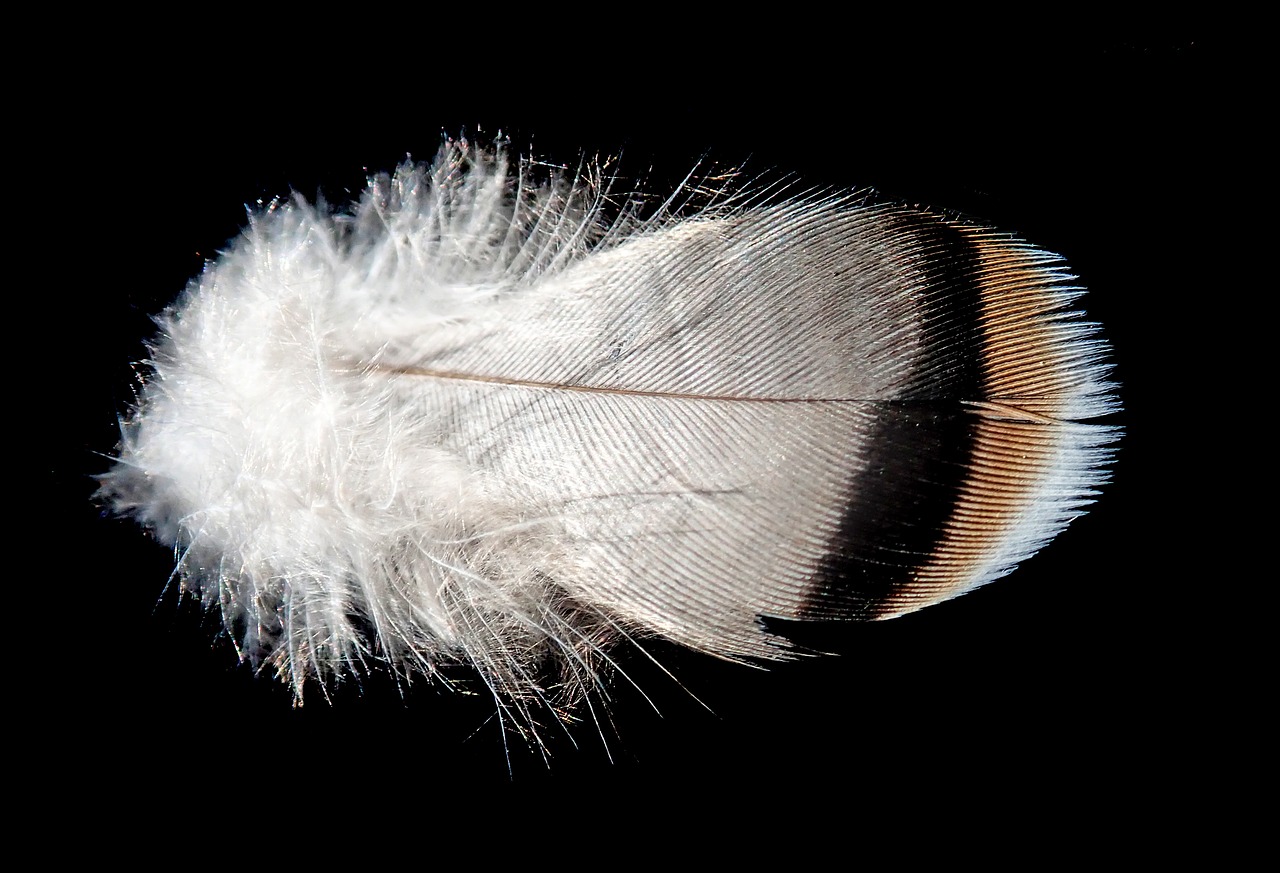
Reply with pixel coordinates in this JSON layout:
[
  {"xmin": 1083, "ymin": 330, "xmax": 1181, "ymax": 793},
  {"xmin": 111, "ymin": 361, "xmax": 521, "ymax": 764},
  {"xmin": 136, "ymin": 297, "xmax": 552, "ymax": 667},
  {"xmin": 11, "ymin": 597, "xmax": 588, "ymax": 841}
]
[{"xmin": 101, "ymin": 137, "xmax": 1118, "ymax": 724}]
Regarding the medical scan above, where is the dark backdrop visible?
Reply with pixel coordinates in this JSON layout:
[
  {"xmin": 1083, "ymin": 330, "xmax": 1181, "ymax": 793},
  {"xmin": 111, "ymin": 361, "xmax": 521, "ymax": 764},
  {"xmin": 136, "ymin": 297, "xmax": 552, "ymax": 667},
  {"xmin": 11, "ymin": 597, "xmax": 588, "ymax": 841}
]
[{"xmin": 43, "ymin": 32, "xmax": 1213, "ymax": 811}]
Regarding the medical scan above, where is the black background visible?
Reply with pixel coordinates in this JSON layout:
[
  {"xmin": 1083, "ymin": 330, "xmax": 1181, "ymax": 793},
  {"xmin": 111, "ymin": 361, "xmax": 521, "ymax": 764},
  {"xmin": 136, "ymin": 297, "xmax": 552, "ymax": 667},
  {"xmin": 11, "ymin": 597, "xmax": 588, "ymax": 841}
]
[{"xmin": 43, "ymin": 30, "xmax": 1217, "ymax": 812}]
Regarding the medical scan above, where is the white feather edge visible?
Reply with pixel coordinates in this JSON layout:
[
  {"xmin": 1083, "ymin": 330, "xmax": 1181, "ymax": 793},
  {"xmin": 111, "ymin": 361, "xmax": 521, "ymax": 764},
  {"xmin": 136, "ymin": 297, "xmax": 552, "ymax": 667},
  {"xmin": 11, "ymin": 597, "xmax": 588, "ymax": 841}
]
[{"xmin": 103, "ymin": 138, "xmax": 1119, "ymax": 713}]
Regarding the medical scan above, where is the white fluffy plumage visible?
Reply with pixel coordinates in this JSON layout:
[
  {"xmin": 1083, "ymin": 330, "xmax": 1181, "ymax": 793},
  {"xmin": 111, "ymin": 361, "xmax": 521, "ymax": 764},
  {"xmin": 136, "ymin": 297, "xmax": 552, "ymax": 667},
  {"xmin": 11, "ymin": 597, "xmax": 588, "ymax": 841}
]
[{"xmin": 102, "ymin": 136, "xmax": 1118, "ymax": 729}]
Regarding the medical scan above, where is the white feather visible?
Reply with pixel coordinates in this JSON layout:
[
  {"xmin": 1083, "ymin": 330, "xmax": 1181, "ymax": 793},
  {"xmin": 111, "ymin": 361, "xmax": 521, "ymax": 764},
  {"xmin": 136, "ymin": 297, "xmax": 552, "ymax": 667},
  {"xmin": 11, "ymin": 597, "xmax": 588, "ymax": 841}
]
[{"xmin": 102, "ymin": 137, "xmax": 1118, "ymax": 728}]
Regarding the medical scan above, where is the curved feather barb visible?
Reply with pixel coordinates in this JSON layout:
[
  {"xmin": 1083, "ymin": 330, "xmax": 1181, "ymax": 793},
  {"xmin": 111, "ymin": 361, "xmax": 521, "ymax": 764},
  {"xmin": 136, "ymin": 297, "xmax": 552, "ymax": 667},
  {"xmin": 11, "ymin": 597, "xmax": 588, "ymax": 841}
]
[{"xmin": 101, "ymin": 137, "xmax": 1119, "ymax": 723}]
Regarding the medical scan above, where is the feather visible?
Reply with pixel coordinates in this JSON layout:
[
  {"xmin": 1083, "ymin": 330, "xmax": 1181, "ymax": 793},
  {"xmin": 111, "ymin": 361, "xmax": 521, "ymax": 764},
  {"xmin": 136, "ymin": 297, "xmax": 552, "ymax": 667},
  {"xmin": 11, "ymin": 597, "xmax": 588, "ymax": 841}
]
[{"xmin": 100, "ymin": 136, "xmax": 1119, "ymax": 727}]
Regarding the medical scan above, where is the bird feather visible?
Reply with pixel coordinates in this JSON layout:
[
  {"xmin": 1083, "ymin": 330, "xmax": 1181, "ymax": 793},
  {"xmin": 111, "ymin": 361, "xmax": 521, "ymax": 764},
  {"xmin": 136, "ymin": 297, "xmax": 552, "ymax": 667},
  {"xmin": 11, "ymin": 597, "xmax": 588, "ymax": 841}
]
[{"xmin": 101, "ymin": 136, "xmax": 1119, "ymax": 724}]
